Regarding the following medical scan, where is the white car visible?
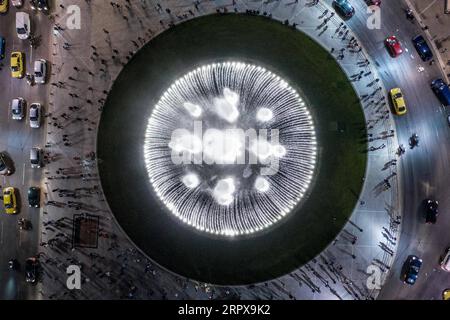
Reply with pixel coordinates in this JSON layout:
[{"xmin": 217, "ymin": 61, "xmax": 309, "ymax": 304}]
[
  {"xmin": 11, "ymin": 97, "xmax": 25, "ymax": 120},
  {"xmin": 34, "ymin": 59, "xmax": 47, "ymax": 84},
  {"xmin": 441, "ymin": 248, "xmax": 450, "ymax": 272},
  {"xmin": 16, "ymin": 12, "xmax": 30, "ymax": 40},
  {"xmin": 30, "ymin": 147, "xmax": 42, "ymax": 169},
  {"xmin": 12, "ymin": 0, "xmax": 23, "ymax": 7},
  {"xmin": 29, "ymin": 103, "xmax": 41, "ymax": 128}
]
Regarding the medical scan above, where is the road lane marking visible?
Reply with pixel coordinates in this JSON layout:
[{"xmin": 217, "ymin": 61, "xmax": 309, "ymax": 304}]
[{"xmin": 22, "ymin": 163, "xmax": 25, "ymax": 186}]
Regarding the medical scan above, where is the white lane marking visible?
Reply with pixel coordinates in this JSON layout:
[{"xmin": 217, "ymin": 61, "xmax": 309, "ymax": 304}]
[{"xmin": 22, "ymin": 163, "xmax": 25, "ymax": 186}]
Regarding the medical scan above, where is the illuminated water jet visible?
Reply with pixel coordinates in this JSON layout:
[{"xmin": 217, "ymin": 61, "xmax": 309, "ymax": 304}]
[{"xmin": 144, "ymin": 62, "xmax": 317, "ymax": 237}]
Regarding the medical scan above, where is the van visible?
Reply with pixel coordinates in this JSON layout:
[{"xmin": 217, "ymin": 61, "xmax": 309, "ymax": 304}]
[
  {"xmin": 431, "ymin": 79, "xmax": 450, "ymax": 106},
  {"xmin": 16, "ymin": 12, "xmax": 30, "ymax": 40},
  {"xmin": 441, "ymin": 248, "xmax": 450, "ymax": 272}
]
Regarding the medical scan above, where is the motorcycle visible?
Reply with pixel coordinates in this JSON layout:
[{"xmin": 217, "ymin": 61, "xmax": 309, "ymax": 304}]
[
  {"xmin": 409, "ymin": 133, "xmax": 419, "ymax": 148},
  {"xmin": 406, "ymin": 9, "xmax": 414, "ymax": 21}
]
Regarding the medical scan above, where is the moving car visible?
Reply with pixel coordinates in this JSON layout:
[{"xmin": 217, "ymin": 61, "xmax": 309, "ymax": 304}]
[
  {"xmin": 412, "ymin": 35, "xmax": 433, "ymax": 61},
  {"xmin": 34, "ymin": 59, "xmax": 47, "ymax": 84},
  {"xmin": 30, "ymin": 147, "xmax": 42, "ymax": 168},
  {"xmin": 0, "ymin": 0, "xmax": 8, "ymax": 13},
  {"xmin": 0, "ymin": 152, "xmax": 13, "ymax": 176},
  {"xmin": 29, "ymin": 103, "xmax": 41, "ymax": 128},
  {"xmin": 0, "ymin": 36, "xmax": 5, "ymax": 60},
  {"xmin": 425, "ymin": 199, "xmax": 439, "ymax": 224},
  {"xmin": 431, "ymin": 78, "xmax": 450, "ymax": 106},
  {"xmin": 385, "ymin": 36, "xmax": 403, "ymax": 57},
  {"xmin": 16, "ymin": 12, "xmax": 30, "ymax": 40},
  {"xmin": 402, "ymin": 255, "xmax": 422, "ymax": 285},
  {"xmin": 3, "ymin": 187, "xmax": 17, "ymax": 215},
  {"xmin": 11, "ymin": 97, "xmax": 26, "ymax": 120},
  {"xmin": 10, "ymin": 51, "xmax": 24, "ymax": 78},
  {"xmin": 444, "ymin": 289, "xmax": 450, "ymax": 300},
  {"xmin": 333, "ymin": 0, "xmax": 355, "ymax": 19},
  {"xmin": 25, "ymin": 257, "xmax": 38, "ymax": 283},
  {"xmin": 28, "ymin": 187, "xmax": 40, "ymax": 208},
  {"xmin": 11, "ymin": 0, "xmax": 22, "ymax": 7},
  {"xmin": 390, "ymin": 88, "xmax": 407, "ymax": 115},
  {"xmin": 30, "ymin": 0, "xmax": 48, "ymax": 11}
]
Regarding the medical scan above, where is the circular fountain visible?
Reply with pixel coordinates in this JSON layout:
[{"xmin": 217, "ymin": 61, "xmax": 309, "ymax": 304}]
[
  {"xmin": 98, "ymin": 14, "xmax": 366, "ymax": 284},
  {"xmin": 144, "ymin": 62, "xmax": 317, "ymax": 237}
]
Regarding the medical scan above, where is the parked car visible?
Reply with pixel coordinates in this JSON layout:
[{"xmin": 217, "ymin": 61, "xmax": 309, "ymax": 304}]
[
  {"xmin": 0, "ymin": 0, "xmax": 8, "ymax": 13},
  {"xmin": 11, "ymin": 0, "xmax": 22, "ymax": 8},
  {"xmin": 10, "ymin": 51, "xmax": 24, "ymax": 78},
  {"xmin": 30, "ymin": 147, "xmax": 42, "ymax": 168},
  {"xmin": 402, "ymin": 255, "xmax": 422, "ymax": 285},
  {"xmin": 11, "ymin": 97, "xmax": 26, "ymax": 120},
  {"xmin": 0, "ymin": 152, "xmax": 13, "ymax": 176},
  {"xmin": 3, "ymin": 187, "xmax": 17, "ymax": 215},
  {"xmin": 28, "ymin": 187, "xmax": 40, "ymax": 208},
  {"xmin": 385, "ymin": 36, "xmax": 403, "ymax": 57},
  {"xmin": 0, "ymin": 36, "xmax": 5, "ymax": 60},
  {"xmin": 366, "ymin": 0, "xmax": 381, "ymax": 5},
  {"xmin": 16, "ymin": 12, "xmax": 30, "ymax": 40},
  {"xmin": 30, "ymin": 0, "xmax": 48, "ymax": 11},
  {"xmin": 425, "ymin": 199, "xmax": 439, "ymax": 224},
  {"xmin": 25, "ymin": 257, "xmax": 38, "ymax": 283},
  {"xmin": 29, "ymin": 103, "xmax": 41, "ymax": 128},
  {"xmin": 333, "ymin": 0, "xmax": 355, "ymax": 19},
  {"xmin": 431, "ymin": 79, "xmax": 450, "ymax": 106},
  {"xmin": 33, "ymin": 59, "xmax": 46, "ymax": 84},
  {"xmin": 412, "ymin": 35, "xmax": 433, "ymax": 61}
]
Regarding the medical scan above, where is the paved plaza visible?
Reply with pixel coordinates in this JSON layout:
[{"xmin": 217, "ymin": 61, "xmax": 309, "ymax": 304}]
[{"xmin": 37, "ymin": 0, "xmax": 403, "ymax": 300}]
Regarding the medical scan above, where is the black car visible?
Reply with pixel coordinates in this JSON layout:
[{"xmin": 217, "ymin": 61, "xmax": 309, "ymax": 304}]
[
  {"xmin": 0, "ymin": 152, "xmax": 13, "ymax": 176},
  {"xmin": 403, "ymin": 255, "xmax": 422, "ymax": 285},
  {"xmin": 28, "ymin": 186, "xmax": 40, "ymax": 208},
  {"xmin": 25, "ymin": 257, "xmax": 38, "ymax": 284},
  {"xmin": 425, "ymin": 199, "xmax": 439, "ymax": 224},
  {"xmin": 30, "ymin": 0, "xmax": 49, "ymax": 11}
]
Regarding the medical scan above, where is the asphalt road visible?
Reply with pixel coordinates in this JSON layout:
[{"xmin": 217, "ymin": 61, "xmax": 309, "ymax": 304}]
[
  {"xmin": 338, "ymin": 0, "xmax": 450, "ymax": 299},
  {"xmin": 0, "ymin": 3, "xmax": 50, "ymax": 299}
]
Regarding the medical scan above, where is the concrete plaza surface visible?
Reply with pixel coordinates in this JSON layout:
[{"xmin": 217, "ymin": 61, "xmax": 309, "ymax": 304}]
[{"xmin": 30, "ymin": 0, "xmax": 405, "ymax": 300}]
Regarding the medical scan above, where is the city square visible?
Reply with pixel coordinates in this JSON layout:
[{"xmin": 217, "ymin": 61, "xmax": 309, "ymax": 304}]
[{"xmin": 0, "ymin": 0, "xmax": 450, "ymax": 303}]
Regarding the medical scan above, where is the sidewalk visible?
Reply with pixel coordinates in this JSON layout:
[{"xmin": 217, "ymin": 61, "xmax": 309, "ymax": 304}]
[
  {"xmin": 407, "ymin": 0, "xmax": 450, "ymax": 82},
  {"xmin": 37, "ymin": 0, "xmax": 401, "ymax": 300}
]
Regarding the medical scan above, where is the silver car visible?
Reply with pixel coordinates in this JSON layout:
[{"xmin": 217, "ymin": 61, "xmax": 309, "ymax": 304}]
[
  {"xmin": 29, "ymin": 103, "xmax": 41, "ymax": 128},
  {"xmin": 30, "ymin": 147, "xmax": 42, "ymax": 169},
  {"xmin": 34, "ymin": 59, "xmax": 47, "ymax": 84},
  {"xmin": 11, "ymin": 0, "xmax": 23, "ymax": 7},
  {"xmin": 11, "ymin": 97, "xmax": 26, "ymax": 120},
  {"xmin": 16, "ymin": 12, "xmax": 31, "ymax": 40}
]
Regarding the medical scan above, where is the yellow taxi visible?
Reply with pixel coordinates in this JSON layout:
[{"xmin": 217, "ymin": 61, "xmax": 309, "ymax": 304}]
[
  {"xmin": 10, "ymin": 51, "xmax": 24, "ymax": 78},
  {"xmin": 444, "ymin": 289, "xmax": 450, "ymax": 300},
  {"xmin": 390, "ymin": 87, "xmax": 407, "ymax": 115},
  {"xmin": 0, "ymin": 0, "xmax": 8, "ymax": 13},
  {"xmin": 3, "ymin": 187, "xmax": 17, "ymax": 215}
]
